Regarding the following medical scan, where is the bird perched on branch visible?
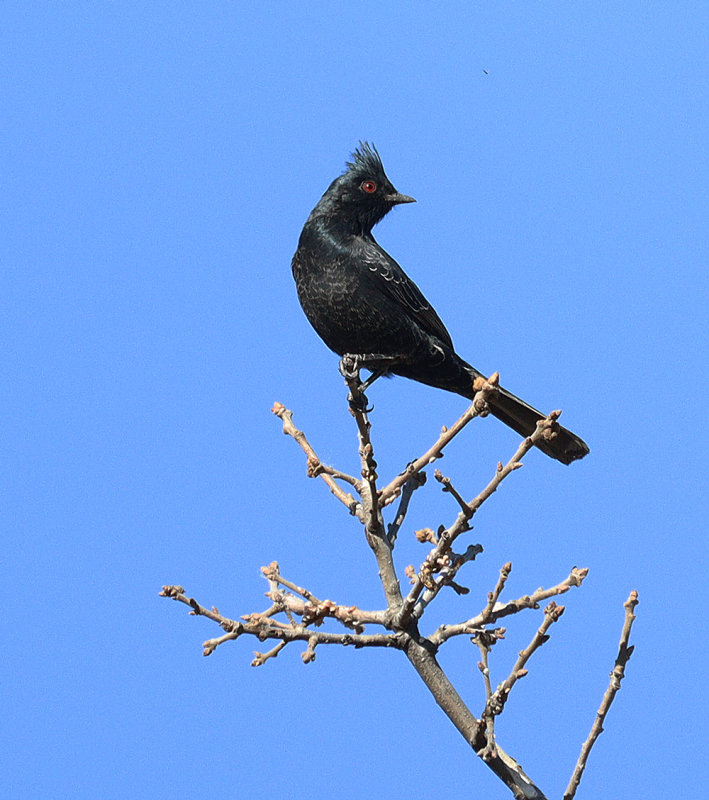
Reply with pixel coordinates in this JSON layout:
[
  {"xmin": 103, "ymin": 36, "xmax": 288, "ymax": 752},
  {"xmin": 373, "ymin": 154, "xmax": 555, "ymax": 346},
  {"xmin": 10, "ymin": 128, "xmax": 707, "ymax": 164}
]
[{"xmin": 291, "ymin": 142, "xmax": 589, "ymax": 464}]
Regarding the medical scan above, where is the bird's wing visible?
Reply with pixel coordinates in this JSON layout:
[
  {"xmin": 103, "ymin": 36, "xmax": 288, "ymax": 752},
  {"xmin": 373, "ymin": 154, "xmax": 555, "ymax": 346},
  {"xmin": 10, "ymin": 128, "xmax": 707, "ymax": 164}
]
[{"xmin": 359, "ymin": 239, "xmax": 454, "ymax": 348}]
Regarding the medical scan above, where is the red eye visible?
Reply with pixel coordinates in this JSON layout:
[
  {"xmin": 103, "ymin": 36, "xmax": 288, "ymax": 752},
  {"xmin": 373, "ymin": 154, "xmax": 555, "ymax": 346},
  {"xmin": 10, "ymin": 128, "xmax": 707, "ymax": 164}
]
[{"xmin": 361, "ymin": 180, "xmax": 377, "ymax": 194}]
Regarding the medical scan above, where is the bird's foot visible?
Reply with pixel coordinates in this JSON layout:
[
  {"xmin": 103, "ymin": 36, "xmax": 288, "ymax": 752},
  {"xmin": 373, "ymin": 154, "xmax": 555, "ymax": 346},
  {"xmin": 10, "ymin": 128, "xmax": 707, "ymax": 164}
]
[
  {"xmin": 347, "ymin": 389, "xmax": 373, "ymax": 414},
  {"xmin": 339, "ymin": 354, "xmax": 361, "ymax": 382},
  {"xmin": 340, "ymin": 355, "xmax": 375, "ymax": 412},
  {"xmin": 340, "ymin": 352, "xmax": 410, "ymax": 412}
]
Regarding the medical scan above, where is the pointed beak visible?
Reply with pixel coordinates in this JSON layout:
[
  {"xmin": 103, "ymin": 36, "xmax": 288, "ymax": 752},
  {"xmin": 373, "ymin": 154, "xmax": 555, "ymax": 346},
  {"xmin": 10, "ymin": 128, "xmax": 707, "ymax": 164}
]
[{"xmin": 386, "ymin": 192, "xmax": 416, "ymax": 205}]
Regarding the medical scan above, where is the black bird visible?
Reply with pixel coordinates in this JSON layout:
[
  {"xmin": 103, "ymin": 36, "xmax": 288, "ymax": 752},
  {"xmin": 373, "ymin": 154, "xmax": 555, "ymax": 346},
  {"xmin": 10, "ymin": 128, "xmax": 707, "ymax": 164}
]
[{"xmin": 292, "ymin": 142, "xmax": 589, "ymax": 464}]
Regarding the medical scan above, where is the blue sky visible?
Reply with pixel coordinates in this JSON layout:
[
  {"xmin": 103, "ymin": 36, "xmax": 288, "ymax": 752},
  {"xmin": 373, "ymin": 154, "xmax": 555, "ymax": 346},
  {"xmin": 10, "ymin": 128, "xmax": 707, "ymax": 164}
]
[{"xmin": 3, "ymin": 3, "xmax": 707, "ymax": 798}]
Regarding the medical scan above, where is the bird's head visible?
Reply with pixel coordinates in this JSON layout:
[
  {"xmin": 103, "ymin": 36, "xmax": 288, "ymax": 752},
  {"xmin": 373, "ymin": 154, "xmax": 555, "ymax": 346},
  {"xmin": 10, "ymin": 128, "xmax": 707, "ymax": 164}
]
[{"xmin": 317, "ymin": 142, "xmax": 415, "ymax": 233}]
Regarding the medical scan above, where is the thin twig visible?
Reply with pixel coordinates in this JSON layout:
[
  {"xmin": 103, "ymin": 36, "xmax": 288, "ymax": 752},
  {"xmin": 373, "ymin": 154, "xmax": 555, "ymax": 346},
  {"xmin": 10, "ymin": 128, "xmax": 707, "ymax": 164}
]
[
  {"xmin": 251, "ymin": 641, "xmax": 287, "ymax": 666},
  {"xmin": 310, "ymin": 461, "xmax": 362, "ymax": 490},
  {"xmin": 482, "ymin": 562, "xmax": 513, "ymax": 624},
  {"xmin": 265, "ymin": 590, "xmax": 388, "ymax": 630},
  {"xmin": 474, "ymin": 631, "xmax": 498, "ymax": 760},
  {"xmin": 344, "ymin": 374, "xmax": 403, "ymax": 611},
  {"xmin": 261, "ymin": 562, "xmax": 389, "ymax": 629},
  {"xmin": 160, "ymin": 585, "xmax": 401, "ymax": 655},
  {"xmin": 387, "ymin": 472, "xmax": 426, "ymax": 544},
  {"xmin": 378, "ymin": 376, "xmax": 499, "ymax": 507},
  {"xmin": 563, "ymin": 591, "xmax": 639, "ymax": 800},
  {"xmin": 203, "ymin": 630, "xmax": 241, "ymax": 656},
  {"xmin": 346, "ymin": 384, "xmax": 380, "ymax": 532},
  {"xmin": 430, "ymin": 566, "xmax": 588, "ymax": 646},
  {"xmin": 395, "ymin": 416, "xmax": 556, "ymax": 629},
  {"xmin": 302, "ymin": 635, "xmax": 319, "ymax": 664},
  {"xmin": 434, "ymin": 469, "xmax": 470, "ymax": 513},
  {"xmin": 485, "ymin": 602, "xmax": 565, "ymax": 720},
  {"xmin": 412, "ymin": 543, "xmax": 483, "ymax": 617},
  {"xmin": 272, "ymin": 402, "xmax": 363, "ymax": 520},
  {"xmin": 261, "ymin": 562, "xmax": 322, "ymax": 603}
]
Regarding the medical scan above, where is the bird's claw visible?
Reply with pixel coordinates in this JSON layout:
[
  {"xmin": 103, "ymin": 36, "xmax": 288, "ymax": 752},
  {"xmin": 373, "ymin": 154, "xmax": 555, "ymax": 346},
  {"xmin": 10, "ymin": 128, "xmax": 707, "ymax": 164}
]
[
  {"xmin": 339, "ymin": 355, "xmax": 361, "ymax": 381},
  {"xmin": 340, "ymin": 355, "xmax": 373, "ymax": 412},
  {"xmin": 347, "ymin": 390, "xmax": 374, "ymax": 414}
]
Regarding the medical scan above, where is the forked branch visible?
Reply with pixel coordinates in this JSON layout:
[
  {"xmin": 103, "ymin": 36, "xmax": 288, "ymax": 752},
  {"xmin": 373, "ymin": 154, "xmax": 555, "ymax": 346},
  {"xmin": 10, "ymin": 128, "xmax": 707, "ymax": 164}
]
[{"xmin": 162, "ymin": 379, "xmax": 636, "ymax": 800}]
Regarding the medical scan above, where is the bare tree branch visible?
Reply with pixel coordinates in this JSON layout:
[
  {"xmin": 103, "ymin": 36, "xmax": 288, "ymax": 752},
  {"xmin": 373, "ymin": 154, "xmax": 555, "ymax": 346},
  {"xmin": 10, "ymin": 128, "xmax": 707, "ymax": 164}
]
[
  {"xmin": 344, "ymin": 375, "xmax": 403, "ymax": 610},
  {"xmin": 430, "ymin": 567, "xmax": 589, "ymax": 646},
  {"xmin": 474, "ymin": 628, "xmax": 503, "ymax": 761},
  {"xmin": 260, "ymin": 561, "xmax": 322, "ymax": 602},
  {"xmin": 378, "ymin": 374, "xmax": 500, "ymax": 507},
  {"xmin": 563, "ymin": 590, "xmax": 639, "ymax": 800},
  {"xmin": 434, "ymin": 468, "xmax": 470, "ymax": 513},
  {"xmin": 486, "ymin": 602, "xmax": 565, "ymax": 722},
  {"xmin": 272, "ymin": 402, "xmax": 363, "ymax": 520},
  {"xmin": 410, "ymin": 542, "xmax": 483, "ymax": 618},
  {"xmin": 265, "ymin": 590, "xmax": 389, "ymax": 630},
  {"xmin": 159, "ymin": 584, "xmax": 401, "ymax": 659},
  {"xmin": 483, "ymin": 562, "xmax": 513, "ymax": 624},
  {"xmin": 395, "ymin": 412, "xmax": 559, "ymax": 630},
  {"xmin": 251, "ymin": 641, "xmax": 287, "ymax": 666},
  {"xmin": 387, "ymin": 471, "xmax": 426, "ymax": 544},
  {"xmin": 163, "ymin": 385, "xmax": 636, "ymax": 800}
]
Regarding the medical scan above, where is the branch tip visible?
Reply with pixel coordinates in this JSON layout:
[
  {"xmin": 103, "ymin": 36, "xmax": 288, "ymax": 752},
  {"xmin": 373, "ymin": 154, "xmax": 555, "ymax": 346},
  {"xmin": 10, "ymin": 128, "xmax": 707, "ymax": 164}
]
[{"xmin": 563, "ymin": 590, "xmax": 639, "ymax": 800}]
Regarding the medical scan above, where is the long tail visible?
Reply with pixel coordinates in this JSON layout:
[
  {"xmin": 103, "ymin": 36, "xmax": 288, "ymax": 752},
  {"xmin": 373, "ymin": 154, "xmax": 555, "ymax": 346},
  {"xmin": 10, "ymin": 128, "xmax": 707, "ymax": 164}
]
[
  {"xmin": 485, "ymin": 383, "xmax": 589, "ymax": 464},
  {"xmin": 452, "ymin": 361, "xmax": 588, "ymax": 464},
  {"xmin": 390, "ymin": 351, "xmax": 589, "ymax": 464}
]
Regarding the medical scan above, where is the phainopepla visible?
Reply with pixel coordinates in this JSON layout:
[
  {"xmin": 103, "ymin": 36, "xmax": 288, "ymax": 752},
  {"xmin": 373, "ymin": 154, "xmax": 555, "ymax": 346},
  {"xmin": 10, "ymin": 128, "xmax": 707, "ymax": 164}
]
[{"xmin": 292, "ymin": 142, "xmax": 589, "ymax": 464}]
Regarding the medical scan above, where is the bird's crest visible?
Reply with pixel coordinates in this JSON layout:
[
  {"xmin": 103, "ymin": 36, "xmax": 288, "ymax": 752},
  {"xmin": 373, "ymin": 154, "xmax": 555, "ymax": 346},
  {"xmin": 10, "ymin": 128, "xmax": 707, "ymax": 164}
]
[{"xmin": 346, "ymin": 141, "xmax": 385, "ymax": 178}]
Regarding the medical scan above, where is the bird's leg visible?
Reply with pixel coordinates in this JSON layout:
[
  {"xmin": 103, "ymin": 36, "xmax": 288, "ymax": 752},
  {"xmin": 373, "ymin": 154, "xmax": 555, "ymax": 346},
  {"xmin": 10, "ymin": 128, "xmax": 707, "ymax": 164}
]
[
  {"xmin": 358, "ymin": 368, "xmax": 387, "ymax": 394},
  {"xmin": 339, "ymin": 355, "xmax": 368, "ymax": 411},
  {"xmin": 340, "ymin": 352, "xmax": 411, "ymax": 379},
  {"xmin": 340, "ymin": 353, "xmax": 411, "ymax": 412}
]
